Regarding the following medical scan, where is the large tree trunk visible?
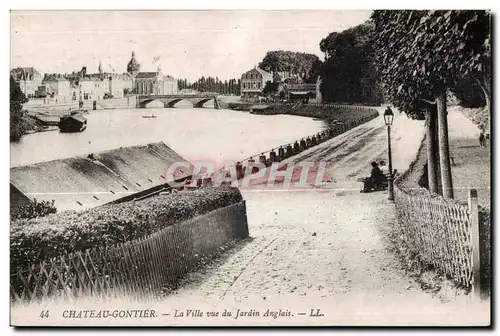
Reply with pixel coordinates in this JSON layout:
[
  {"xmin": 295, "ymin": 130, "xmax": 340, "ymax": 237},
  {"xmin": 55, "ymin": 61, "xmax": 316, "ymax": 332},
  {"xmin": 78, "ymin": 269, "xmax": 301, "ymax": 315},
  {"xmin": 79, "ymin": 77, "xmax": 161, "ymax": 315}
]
[
  {"xmin": 436, "ymin": 93, "xmax": 454, "ymax": 199},
  {"xmin": 426, "ymin": 104, "xmax": 439, "ymax": 194}
]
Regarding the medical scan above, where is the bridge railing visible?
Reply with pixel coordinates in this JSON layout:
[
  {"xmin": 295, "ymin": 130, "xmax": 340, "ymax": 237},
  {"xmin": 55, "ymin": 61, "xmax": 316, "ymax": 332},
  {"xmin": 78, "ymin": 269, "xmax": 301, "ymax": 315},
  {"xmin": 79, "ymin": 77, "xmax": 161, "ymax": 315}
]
[{"xmin": 136, "ymin": 93, "xmax": 218, "ymax": 98}]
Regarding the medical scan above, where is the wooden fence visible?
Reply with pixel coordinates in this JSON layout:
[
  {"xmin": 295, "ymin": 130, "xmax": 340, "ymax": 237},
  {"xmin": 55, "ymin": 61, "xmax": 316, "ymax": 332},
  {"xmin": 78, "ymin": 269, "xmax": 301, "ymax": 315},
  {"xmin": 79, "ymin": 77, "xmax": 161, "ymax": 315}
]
[
  {"xmin": 10, "ymin": 201, "xmax": 249, "ymax": 305},
  {"xmin": 394, "ymin": 159, "xmax": 486, "ymax": 294}
]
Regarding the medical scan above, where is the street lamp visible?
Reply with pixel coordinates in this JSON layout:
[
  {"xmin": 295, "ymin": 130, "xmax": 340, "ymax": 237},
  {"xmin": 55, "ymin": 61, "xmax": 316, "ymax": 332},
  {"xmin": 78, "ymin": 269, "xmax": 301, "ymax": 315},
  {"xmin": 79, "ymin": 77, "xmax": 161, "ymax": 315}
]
[{"xmin": 384, "ymin": 107, "xmax": 395, "ymax": 201}]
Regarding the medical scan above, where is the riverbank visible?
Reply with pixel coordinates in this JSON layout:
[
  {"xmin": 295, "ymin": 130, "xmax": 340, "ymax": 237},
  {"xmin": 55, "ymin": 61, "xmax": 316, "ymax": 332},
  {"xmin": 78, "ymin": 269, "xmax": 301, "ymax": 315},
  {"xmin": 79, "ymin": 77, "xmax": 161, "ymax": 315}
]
[
  {"xmin": 240, "ymin": 102, "xmax": 381, "ymax": 123},
  {"xmin": 24, "ymin": 97, "xmax": 135, "ymax": 114}
]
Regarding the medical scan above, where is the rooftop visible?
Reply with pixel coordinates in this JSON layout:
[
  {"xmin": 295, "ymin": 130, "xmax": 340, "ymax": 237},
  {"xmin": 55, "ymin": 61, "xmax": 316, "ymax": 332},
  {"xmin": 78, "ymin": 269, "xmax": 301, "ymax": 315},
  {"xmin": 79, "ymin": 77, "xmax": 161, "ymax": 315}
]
[
  {"xmin": 11, "ymin": 67, "xmax": 41, "ymax": 80},
  {"xmin": 255, "ymin": 67, "xmax": 272, "ymax": 77},
  {"xmin": 136, "ymin": 72, "xmax": 158, "ymax": 79},
  {"xmin": 243, "ymin": 67, "xmax": 272, "ymax": 78},
  {"xmin": 135, "ymin": 72, "xmax": 175, "ymax": 80}
]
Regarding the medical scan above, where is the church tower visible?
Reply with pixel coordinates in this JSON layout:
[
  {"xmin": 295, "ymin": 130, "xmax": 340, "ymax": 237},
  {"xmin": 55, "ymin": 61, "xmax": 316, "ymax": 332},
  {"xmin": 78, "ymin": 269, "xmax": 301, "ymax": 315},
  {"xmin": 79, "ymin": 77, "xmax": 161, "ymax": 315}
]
[
  {"xmin": 127, "ymin": 51, "xmax": 141, "ymax": 78},
  {"xmin": 98, "ymin": 60, "xmax": 103, "ymax": 79}
]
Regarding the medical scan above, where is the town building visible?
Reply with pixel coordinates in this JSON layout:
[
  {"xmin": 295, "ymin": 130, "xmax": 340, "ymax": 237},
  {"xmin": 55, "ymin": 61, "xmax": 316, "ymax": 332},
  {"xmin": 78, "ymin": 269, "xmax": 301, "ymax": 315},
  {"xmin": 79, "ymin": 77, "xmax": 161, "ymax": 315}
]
[
  {"xmin": 14, "ymin": 52, "xmax": 176, "ymax": 103},
  {"xmin": 276, "ymin": 76, "xmax": 317, "ymax": 102},
  {"xmin": 65, "ymin": 62, "xmax": 133, "ymax": 101},
  {"xmin": 10, "ymin": 67, "xmax": 43, "ymax": 98},
  {"xmin": 125, "ymin": 51, "xmax": 178, "ymax": 95},
  {"xmin": 41, "ymin": 75, "xmax": 71, "ymax": 102},
  {"xmin": 133, "ymin": 70, "xmax": 177, "ymax": 95},
  {"xmin": 240, "ymin": 66, "xmax": 273, "ymax": 99},
  {"xmin": 79, "ymin": 77, "xmax": 107, "ymax": 101},
  {"xmin": 108, "ymin": 73, "xmax": 133, "ymax": 98},
  {"xmin": 34, "ymin": 85, "xmax": 50, "ymax": 98}
]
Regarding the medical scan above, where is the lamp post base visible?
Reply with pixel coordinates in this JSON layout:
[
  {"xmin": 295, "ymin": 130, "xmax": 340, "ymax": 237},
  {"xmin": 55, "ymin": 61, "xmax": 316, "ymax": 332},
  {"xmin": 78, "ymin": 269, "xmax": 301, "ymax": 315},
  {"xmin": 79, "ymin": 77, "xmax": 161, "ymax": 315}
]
[{"xmin": 388, "ymin": 176, "xmax": 394, "ymax": 201}]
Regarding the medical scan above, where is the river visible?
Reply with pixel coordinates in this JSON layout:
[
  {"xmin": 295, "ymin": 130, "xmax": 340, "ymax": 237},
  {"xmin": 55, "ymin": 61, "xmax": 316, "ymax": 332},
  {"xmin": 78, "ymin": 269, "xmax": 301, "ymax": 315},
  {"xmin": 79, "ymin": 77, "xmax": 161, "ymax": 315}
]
[{"xmin": 10, "ymin": 103, "xmax": 326, "ymax": 168}]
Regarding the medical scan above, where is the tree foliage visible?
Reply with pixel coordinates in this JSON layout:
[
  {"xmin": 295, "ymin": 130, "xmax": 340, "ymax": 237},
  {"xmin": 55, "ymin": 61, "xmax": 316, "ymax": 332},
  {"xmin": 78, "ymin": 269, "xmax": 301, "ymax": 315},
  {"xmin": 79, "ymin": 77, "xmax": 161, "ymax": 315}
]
[
  {"xmin": 258, "ymin": 50, "xmax": 322, "ymax": 83},
  {"xmin": 178, "ymin": 77, "xmax": 240, "ymax": 95},
  {"xmin": 10, "ymin": 76, "xmax": 29, "ymax": 142},
  {"xmin": 319, "ymin": 21, "xmax": 383, "ymax": 105},
  {"xmin": 373, "ymin": 10, "xmax": 490, "ymax": 199},
  {"xmin": 450, "ymin": 77, "xmax": 486, "ymax": 108},
  {"xmin": 372, "ymin": 10, "xmax": 490, "ymax": 118},
  {"xmin": 262, "ymin": 81, "xmax": 279, "ymax": 95}
]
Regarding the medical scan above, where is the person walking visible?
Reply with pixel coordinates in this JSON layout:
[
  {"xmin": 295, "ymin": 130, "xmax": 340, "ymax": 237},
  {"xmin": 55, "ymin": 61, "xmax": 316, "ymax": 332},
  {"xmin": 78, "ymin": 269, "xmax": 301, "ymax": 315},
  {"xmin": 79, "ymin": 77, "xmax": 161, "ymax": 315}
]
[{"xmin": 479, "ymin": 130, "xmax": 486, "ymax": 147}]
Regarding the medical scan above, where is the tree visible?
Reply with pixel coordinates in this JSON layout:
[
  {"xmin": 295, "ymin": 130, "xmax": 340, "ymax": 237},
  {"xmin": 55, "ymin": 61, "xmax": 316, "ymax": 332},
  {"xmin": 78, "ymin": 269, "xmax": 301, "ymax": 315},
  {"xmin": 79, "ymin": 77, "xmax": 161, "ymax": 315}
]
[
  {"xmin": 177, "ymin": 76, "xmax": 240, "ymax": 95},
  {"xmin": 319, "ymin": 21, "xmax": 383, "ymax": 104},
  {"xmin": 262, "ymin": 81, "xmax": 278, "ymax": 96},
  {"xmin": 273, "ymin": 72, "xmax": 281, "ymax": 83},
  {"xmin": 372, "ymin": 10, "xmax": 491, "ymax": 198},
  {"xmin": 440, "ymin": 11, "xmax": 491, "ymax": 132},
  {"xmin": 10, "ymin": 76, "xmax": 29, "ymax": 142},
  {"xmin": 259, "ymin": 50, "xmax": 321, "ymax": 83},
  {"xmin": 308, "ymin": 59, "xmax": 323, "ymax": 84},
  {"xmin": 451, "ymin": 77, "xmax": 486, "ymax": 108}
]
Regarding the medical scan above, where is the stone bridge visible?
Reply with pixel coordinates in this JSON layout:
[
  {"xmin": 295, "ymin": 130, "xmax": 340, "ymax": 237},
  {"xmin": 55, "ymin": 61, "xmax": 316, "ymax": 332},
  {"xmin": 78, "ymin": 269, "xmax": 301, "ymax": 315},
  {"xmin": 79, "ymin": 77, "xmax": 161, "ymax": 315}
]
[{"xmin": 136, "ymin": 94, "xmax": 221, "ymax": 109}]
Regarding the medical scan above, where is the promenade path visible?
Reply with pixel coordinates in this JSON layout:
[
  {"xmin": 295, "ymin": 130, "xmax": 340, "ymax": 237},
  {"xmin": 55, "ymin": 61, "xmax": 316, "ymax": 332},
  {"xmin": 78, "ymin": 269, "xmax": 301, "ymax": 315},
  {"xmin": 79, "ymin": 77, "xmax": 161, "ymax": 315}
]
[
  {"xmin": 160, "ymin": 108, "xmax": 489, "ymax": 326},
  {"xmin": 447, "ymin": 106, "xmax": 491, "ymax": 208}
]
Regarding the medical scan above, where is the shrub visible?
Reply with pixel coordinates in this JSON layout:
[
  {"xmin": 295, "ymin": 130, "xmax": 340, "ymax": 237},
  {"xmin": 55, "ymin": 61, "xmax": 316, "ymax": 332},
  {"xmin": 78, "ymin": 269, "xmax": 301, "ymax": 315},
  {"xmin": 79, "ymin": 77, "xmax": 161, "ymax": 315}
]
[
  {"xmin": 11, "ymin": 199, "xmax": 57, "ymax": 221},
  {"xmin": 460, "ymin": 107, "xmax": 489, "ymax": 132},
  {"xmin": 10, "ymin": 76, "xmax": 30, "ymax": 142},
  {"xmin": 10, "ymin": 186, "xmax": 242, "ymax": 272}
]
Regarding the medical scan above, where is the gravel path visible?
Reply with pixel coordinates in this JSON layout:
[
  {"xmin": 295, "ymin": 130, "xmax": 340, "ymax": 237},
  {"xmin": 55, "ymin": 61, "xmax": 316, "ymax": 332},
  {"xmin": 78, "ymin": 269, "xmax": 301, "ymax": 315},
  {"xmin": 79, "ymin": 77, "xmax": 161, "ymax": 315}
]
[
  {"xmin": 10, "ymin": 108, "xmax": 490, "ymax": 327},
  {"xmin": 160, "ymin": 108, "xmax": 489, "ymax": 325}
]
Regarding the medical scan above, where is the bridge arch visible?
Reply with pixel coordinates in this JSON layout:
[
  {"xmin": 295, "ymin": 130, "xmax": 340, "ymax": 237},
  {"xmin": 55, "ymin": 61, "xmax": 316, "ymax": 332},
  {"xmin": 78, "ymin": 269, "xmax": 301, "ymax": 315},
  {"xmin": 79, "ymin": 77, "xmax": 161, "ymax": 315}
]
[
  {"xmin": 165, "ymin": 99, "xmax": 184, "ymax": 108},
  {"xmin": 137, "ymin": 99, "xmax": 157, "ymax": 108},
  {"xmin": 193, "ymin": 98, "xmax": 214, "ymax": 108},
  {"xmin": 136, "ymin": 94, "xmax": 221, "ymax": 109}
]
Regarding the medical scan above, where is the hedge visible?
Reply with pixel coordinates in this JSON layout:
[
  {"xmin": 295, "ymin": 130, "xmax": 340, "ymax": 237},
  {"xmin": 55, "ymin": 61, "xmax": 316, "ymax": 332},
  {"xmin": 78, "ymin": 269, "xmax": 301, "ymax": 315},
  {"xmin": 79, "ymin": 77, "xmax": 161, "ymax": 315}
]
[
  {"xmin": 10, "ymin": 186, "xmax": 243, "ymax": 272},
  {"xmin": 280, "ymin": 104, "xmax": 379, "ymax": 123},
  {"xmin": 11, "ymin": 199, "xmax": 57, "ymax": 221}
]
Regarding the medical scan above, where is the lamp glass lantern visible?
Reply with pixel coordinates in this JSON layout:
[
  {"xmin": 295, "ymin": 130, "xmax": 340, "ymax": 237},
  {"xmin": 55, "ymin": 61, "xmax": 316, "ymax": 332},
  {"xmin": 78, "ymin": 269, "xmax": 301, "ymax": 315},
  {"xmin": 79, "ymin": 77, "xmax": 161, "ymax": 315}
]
[{"xmin": 384, "ymin": 108, "xmax": 394, "ymax": 126}]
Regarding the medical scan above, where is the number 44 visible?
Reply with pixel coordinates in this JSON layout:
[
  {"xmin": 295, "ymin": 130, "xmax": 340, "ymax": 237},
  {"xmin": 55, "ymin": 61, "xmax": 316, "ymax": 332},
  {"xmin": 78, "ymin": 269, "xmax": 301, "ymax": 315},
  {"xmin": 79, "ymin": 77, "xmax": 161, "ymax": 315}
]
[{"xmin": 39, "ymin": 310, "xmax": 50, "ymax": 318}]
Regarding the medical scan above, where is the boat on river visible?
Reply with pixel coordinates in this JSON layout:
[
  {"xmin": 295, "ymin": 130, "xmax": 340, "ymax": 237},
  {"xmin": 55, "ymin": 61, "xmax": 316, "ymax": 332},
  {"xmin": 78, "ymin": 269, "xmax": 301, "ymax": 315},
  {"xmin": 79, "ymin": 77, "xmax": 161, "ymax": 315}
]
[
  {"xmin": 142, "ymin": 114, "xmax": 157, "ymax": 119},
  {"xmin": 59, "ymin": 112, "xmax": 87, "ymax": 133}
]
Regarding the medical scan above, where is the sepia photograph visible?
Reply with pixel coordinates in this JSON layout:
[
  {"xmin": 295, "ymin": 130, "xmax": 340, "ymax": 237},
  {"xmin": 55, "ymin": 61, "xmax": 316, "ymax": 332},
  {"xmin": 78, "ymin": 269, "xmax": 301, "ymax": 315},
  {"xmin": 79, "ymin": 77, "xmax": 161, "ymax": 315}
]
[{"xmin": 8, "ymin": 9, "xmax": 491, "ymax": 327}]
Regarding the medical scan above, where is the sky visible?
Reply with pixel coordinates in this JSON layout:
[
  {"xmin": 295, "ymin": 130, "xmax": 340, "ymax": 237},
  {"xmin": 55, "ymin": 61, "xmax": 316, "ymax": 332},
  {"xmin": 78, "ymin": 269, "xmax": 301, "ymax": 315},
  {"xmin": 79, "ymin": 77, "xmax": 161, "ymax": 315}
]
[{"xmin": 10, "ymin": 10, "xmax": 372, "ymax": 81}]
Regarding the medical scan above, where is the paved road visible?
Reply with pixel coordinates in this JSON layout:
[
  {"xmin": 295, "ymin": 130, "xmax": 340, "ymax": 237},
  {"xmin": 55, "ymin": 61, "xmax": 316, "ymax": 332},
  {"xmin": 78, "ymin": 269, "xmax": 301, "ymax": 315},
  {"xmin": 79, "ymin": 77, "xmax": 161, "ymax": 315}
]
[{"xmin": 161, "ymin": 109, "xmax": 489, "ymax": 326}]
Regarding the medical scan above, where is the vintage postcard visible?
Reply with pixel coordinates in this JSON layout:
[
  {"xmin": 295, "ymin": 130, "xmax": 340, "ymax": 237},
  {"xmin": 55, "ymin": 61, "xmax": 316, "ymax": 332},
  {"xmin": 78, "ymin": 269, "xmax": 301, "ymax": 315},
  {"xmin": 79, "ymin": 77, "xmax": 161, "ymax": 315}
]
[{"xmin": 9, "ymin": 9, "xmax": 491, "ymax": 327}]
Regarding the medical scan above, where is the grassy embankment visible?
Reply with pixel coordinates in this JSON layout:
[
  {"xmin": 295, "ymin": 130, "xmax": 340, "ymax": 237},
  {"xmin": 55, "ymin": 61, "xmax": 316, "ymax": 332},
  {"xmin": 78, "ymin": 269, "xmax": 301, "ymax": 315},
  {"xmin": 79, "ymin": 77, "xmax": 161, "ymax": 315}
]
[{"xmin": 225, "ymin": 100, "xmax": 381, "ymax": 126}]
